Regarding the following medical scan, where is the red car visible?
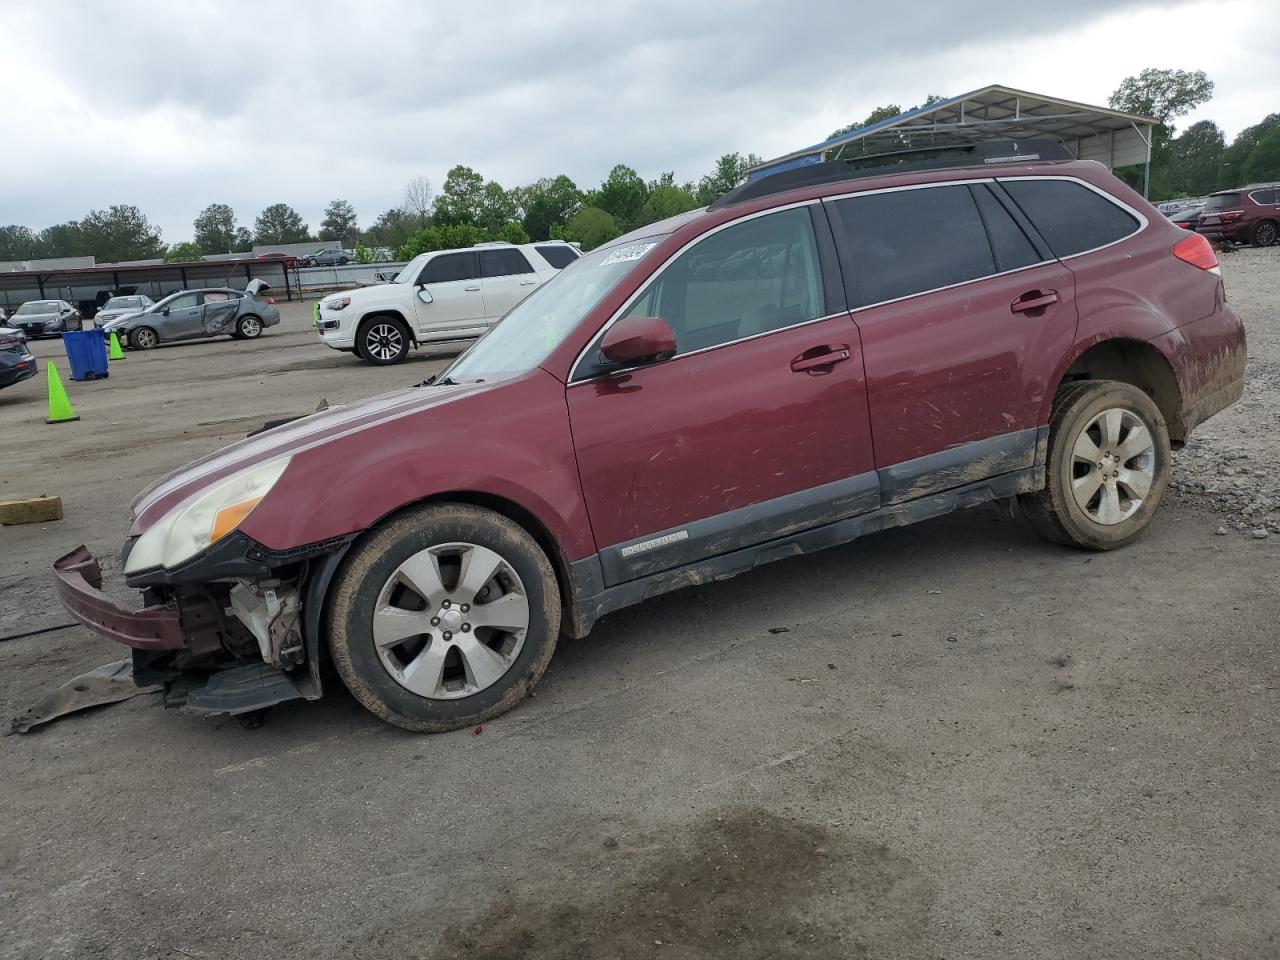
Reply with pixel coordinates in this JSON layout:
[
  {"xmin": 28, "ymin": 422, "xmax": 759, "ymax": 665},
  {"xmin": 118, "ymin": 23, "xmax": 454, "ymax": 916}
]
[
  {"xmin": 54, "ymin": 140, "xmax": 1246, "ymax": 732},
  {"xmin": 1196, "ymin": 183, "xmax": 1280, "ymax": 246}
]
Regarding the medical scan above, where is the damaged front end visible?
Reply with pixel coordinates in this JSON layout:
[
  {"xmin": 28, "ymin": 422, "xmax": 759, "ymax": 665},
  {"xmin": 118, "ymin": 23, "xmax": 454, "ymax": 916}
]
[{"xmin": 53, "ymin": 537, "xmax": 348, "ymax": 718}]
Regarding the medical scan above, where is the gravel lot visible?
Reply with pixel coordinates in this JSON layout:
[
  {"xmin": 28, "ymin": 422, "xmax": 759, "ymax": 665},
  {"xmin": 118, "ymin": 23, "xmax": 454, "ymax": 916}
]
[{"xmin": 2, "ymin": 255, "xmax": 1277, "ymax": 960}]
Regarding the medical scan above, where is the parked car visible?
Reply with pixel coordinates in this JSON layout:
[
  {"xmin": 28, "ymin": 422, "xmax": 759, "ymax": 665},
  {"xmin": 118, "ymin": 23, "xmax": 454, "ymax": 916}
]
[
  {"xmin": 0, "ymin": 326, "xmax": 36, "ymax": 391},
  {"xmin": 93, "ymin": 294, "xmax": 155, "ymax": 328},
  {"xmin": 101, "ymin": 281, "xmax": 280, "ymax": 350},
  {"xmin": 315, "ymin": 241, "xmax": 581, "ymax": 364},
  {"xmin": 1169, "ymin": 203, "xmax": 1205, "ymax": 230},
  {"xmin": 53, "ymin": 139, "xmax": 1245, "ymax": 733},
  {"xmin": 1196, "ymin": 184, "xmax": 1280, "ymax": 246},
  {"xmin": 9, "ymin": 300, "xmax": 83, "ymax": 338},
  {"xmin": 301, "ymin": 249, "xmax": 351, "ymax": 267}
]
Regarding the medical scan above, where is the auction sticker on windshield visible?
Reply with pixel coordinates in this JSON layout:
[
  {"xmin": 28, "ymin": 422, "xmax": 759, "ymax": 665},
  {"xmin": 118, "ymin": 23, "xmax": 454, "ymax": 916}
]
[{"xmin": 599, "ymin": 242, "xmax": 657, "ymax": 266}]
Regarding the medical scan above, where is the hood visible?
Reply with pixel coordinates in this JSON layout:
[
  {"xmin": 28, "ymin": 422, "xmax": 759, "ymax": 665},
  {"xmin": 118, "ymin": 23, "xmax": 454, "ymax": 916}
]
[
  {"xmin": 102, "ymin": 312, "xmax": 144, "ymax": 328},
  {"xmin": 16, "ymin": 311, "xmax": 59, "ymax": 322},
  {"xmin": 130, "ymin": 380, "xmax": 488, "ymax": 533}
]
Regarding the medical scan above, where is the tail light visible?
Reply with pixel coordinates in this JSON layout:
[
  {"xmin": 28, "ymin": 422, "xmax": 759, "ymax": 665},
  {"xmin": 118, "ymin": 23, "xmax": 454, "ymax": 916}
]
[
  {"xmin": 1220, "ymin": 210, "xmax": 1244, "ymax": 222},
  {"xmin": 1173, "ymin": 233, "xmax": 1220, "ymax": 275},
  {"xmin": 266, "ymin": 297, "xmax": 275, "ymax": 304}
]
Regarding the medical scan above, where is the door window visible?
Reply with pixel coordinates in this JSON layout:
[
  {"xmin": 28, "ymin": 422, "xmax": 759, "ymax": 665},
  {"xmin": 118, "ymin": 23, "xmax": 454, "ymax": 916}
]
[
  {"xmin": 479, "ymin": 249, "xmax": 535, "ymax": 277},
  {"xmin": 1001, "ymin": 179, "xmax": 1140, "ymax": 257},
  {"xmin": 418, "ymin": 252, "xmax": 479, "ymax": 284},
  {"xmin": 971, "ymin": 184, "xmax": 1042, "ymax": 272},
  {"xmin": 164, "ymin": 293, "xmax": 199, "ymax": 310},
  {"xmin": 201, "ymin": 291, "xmax": 238, "ymax": 304},
  {"xmin": 620, "ymin": 206, "xmax": 825, "ymax": 355},
  {"xmin": 830, "ymin": 184, "xmax": 997, "ymax": 306}
]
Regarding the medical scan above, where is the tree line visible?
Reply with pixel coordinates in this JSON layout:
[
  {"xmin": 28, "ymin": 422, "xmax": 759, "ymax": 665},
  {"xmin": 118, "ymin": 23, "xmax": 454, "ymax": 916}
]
[{"xmin": 1, "ymin": 67, "xmax": 1274, "ymax": 266}]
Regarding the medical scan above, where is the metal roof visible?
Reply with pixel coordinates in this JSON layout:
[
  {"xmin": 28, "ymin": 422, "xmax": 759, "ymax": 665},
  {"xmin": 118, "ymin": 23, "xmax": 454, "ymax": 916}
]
[{"xmin": 750, "ymin": 84, "xmax": 1158, "ymax": 182}]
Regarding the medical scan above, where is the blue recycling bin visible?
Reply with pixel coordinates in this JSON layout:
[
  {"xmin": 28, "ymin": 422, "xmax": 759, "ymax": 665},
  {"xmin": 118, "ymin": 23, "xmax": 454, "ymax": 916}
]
[{"xmin": 63, "ymin": 328, "xmax": 109, "ymax": 381}]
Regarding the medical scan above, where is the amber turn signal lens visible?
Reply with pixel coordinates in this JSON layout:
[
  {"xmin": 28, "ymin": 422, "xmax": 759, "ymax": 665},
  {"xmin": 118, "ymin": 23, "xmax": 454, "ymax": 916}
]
[{"xmin": 211, "ymin": 497, "xmax": 262, "ymax": 543}]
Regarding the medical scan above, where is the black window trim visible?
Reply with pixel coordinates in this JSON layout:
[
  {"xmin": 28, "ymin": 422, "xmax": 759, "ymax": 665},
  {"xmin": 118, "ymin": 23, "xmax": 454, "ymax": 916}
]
[
  {"xmin": 822, "ymin": 175, "xmax": 1147, "ymax": 314},
  {"xmin": 568, "ymin": 199, "xmax": 842, "ymax": 384},
  {"xmin": 1247, "ymin": 188, "xmax": 1278, "ymax": 205}
]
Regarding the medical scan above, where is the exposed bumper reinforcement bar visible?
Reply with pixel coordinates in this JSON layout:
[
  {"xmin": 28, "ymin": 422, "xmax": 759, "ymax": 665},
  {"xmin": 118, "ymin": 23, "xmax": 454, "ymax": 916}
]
[{"xmin": 52, "ymin": 546, "xmax": 186, "ymax": 650}]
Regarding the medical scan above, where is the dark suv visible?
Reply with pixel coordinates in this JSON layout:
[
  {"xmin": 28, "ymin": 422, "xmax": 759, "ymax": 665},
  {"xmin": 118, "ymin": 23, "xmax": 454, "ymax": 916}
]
[
  {"xmin": 1197, "ymin": 184, "xmax": 1280, "ymax": 246},
  {"xmin": 54, "ymin": 140, "xmax": 1246, "ymax": 733}
]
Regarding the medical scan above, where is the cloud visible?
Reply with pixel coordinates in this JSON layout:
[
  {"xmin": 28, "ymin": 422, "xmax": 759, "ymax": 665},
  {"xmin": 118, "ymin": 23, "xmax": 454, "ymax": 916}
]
[{"xmin": 1, "ymin": 0, "xmax": 1271, "ymax": 240}]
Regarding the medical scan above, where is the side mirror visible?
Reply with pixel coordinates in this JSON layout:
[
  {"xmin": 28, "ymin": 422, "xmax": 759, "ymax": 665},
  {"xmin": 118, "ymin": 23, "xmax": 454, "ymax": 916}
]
[
  {"xmin": 417, "ymin": 287, "xmax": 433, "ymax": 304},
  {"xmin": 599, "ymin": 315, "xmax": 677, "ymax": 369},
  {"xmin": 162, "ymin": 308, "xmax": 170, "ymax": 316}
]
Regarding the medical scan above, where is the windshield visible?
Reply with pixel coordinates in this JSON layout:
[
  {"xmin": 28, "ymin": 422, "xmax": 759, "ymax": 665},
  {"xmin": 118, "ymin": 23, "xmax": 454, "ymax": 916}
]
[
  {"xmin": 442, "ymin": 236, "xmax": 667, "ymax": 383},
  {"xmin": 1204, "ymin": 193, "xmax": 1242, "ymax": 211},
  {"xmin": 17, "ymin": 301, "xmax": 59, "ymax": 314},
  {"xmin": 392, "ymin": 255, "xmax": 428, "ymax": 284},
  {"xmin": 104, "ymin": 297, "xmax": 142, "ymax": 309}
]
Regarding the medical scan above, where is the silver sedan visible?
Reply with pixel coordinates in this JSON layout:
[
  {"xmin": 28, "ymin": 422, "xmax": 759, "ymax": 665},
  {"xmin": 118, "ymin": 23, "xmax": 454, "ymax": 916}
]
[{"xmin": 103, "ymin": 281, "xmax": 281, "ymax": 350}]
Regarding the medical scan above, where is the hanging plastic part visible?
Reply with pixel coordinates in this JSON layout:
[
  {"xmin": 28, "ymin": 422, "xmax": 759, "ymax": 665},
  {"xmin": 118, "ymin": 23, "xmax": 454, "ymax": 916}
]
[{"xmin": 227, "ymin": 580, "xmax": 303, "ymax": 667}]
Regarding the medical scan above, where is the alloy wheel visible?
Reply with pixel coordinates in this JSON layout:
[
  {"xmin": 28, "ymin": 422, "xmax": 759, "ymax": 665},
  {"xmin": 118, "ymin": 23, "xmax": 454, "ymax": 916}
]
[
  {"xmin": 372, "ymin": 542, "xmax": 530, "ymax": 700},
  {"xmin": 240, "ymin": 316, "xmax": 262, "ymax": 337},
  {"xmin": 1257, "ymin": 221, "xmax": 1277, "ymax": 246},
  {"xmin": 366, "ymin": 323, "xmax": 403, "ymax": 362},
  {"xmin": 1069, "ymin": 407, "xmax": 1156, "ymax": 525},
  {"xmin": 132, "ymin": 328, "xmax": 157, "ymax": 349}
]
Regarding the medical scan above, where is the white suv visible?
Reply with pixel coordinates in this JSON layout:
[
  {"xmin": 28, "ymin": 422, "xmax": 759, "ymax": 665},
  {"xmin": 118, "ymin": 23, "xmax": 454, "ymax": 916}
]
[{"xmin": 315, "ymin": 241, "xmax": 580, "ymax": 364}]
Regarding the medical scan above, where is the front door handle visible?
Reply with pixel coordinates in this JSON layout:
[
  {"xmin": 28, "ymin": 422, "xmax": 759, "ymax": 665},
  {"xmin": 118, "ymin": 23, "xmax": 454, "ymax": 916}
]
[
  {"xmin": 464, "ymin": 285, "xmax": 481, "ymax": 292},
  {"xmin": 1011, "ymin": 290, "xmax": 1059, "ymax": 314},
  {"xmin": 519, "ymin": 279, "xmax": 537, "ymax": 286},
  {"xmin": 790, "ymin": 346, "xmax": 851, "ymax": 373}
]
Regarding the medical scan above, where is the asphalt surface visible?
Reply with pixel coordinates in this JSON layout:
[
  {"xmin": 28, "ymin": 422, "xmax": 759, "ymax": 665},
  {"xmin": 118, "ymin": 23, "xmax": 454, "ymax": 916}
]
[{"xmin": 1, "ymin": 282, "xmax": 1277, "ymax": 959}]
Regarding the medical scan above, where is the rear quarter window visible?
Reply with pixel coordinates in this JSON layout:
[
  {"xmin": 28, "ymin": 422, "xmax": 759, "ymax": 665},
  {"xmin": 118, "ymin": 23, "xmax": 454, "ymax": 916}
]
[
  {"xmin": 1001, "ymin": 179, "xmax": 1141, "ymax": 257},
  {"xmin": 1204, "ymin": 193, "xmax": 1242, "ymax": 211},
  {"xmin": 535, "ymin": 244, "xmax": 580, "ymax": 269}
]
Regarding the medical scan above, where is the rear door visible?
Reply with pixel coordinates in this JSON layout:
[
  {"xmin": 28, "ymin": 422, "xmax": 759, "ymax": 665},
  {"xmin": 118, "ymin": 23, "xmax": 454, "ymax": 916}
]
[
  {"xmin": 567, "ymin": 204, "xmax": 878, "ymax": 585},
  {"xmin": 827, "ymin": 181, "xmax": 1078, "ymax": 503},
  {"xmin": 201, "ymin": 291, "xmax": 241, "ymax": 335},
  {"xmin": 478, "ymin": 248, "xmax": 540, "ymax": 318},
  {"xmin": 410, "ymin": 252, "xmax": 486, "ymax": 336}
]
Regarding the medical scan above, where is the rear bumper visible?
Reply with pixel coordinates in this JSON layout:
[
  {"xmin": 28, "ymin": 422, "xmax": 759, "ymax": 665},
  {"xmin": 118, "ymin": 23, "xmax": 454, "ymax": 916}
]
[
  {"xmin": 52, "ymin": 546, "xmax": 186, "ymax": 650},
  {"xmin": 0, "ymin": 357, "xmax": 36, "ymax": 388}
]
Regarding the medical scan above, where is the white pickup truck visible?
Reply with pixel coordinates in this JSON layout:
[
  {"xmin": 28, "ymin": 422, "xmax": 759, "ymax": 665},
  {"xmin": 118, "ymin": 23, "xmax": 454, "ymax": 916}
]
[{"xmin": 314, "ymin": 241, "xmax": 580, "ymax": 365}]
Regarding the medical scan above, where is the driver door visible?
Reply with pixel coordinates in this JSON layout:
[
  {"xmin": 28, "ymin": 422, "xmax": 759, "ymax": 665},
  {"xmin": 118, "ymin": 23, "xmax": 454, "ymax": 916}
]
[
  {"xmin": 410, "ymin": 251, "xmax": 487, "ymax": 338},
  {"xmin": 158, "ymin": 293, "xmax": 203, "ymax": 340}
]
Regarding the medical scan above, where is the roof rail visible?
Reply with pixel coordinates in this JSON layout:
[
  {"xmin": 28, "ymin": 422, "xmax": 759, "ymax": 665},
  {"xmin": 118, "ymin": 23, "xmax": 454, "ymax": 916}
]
[{"xmin": 710, "ymin": 138, "xmax": 1074, "ymax": 210}]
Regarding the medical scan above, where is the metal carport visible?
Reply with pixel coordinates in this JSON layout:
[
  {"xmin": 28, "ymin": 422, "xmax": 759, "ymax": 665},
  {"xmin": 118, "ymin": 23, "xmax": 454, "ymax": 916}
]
[{"xmin": 750, "ymin": 84, "xmax": 1159, "ymax": 196}]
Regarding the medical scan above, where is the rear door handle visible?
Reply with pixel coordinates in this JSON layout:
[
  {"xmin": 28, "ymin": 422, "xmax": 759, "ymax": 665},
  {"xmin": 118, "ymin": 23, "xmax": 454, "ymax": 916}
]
[
  {"xmin": 1011, "ymin": 290, "xmax": 1059, "ymax": 314},
  {"xmin": 464, "ymin": 286, "xmax": 481, "ymax": 292},
  {"xmin": 519, "ymin": 280, "xmax": 537, "ymax": 286},
  {"xmin": 790, "ymin": 347, "xmax": 851, "ymax": 373}
]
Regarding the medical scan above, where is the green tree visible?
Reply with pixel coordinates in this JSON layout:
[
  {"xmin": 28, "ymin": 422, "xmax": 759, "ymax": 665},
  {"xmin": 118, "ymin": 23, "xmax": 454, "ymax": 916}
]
[
  {"xmin": 552, "ymin": 205, "xmax": 619, "ymax": 251},
  {"xmin": 193, "ymin": 202, "xmax": 237, "ymax": 254},
  {"xmin": 1109, "ymin": 68, "xmax": 1215, "ymax": 197},
  {"xmin": 164, "ymin": 241, "xmax": 204, "ymax": 263},
  {"xmin": 233, "ymin": 227, "xmax": 254, "ymax": 253},
  {"xmin": 639, "ymin": 184, "xmax": 699, "ymax": 225},
  {"xmin": 396, "ymin": 222, "xmax": 485, "ymax": 261},
  {"xmin": 1243, "ymin": 127, "xmax": 1280, "ymax": 183},
  {"xmin": 825, "ymin": 95, "xmax": 946, "ymax": 158},
  {"xmin": 496, "ymin": 221, "xmax": 530, "ymax": 245},
  {"xmin": 254, "ymin": 203, "xmax": 310, "ymax": 244},
  {"xmin": 477, "ymin": 180, "xmax": 519, "ymax": 236},
  {"xmin": 366, "ymin": 208, "xmax": 414, "ymax": 251},
  {"xmin": 352, "ymin": 243, "xmax": 376, "ymax": 264},
  {"xmin": 1220, "ymin": 113, "xmax": 1280, "ymax": 188},
  {"xmin": 0, "ymin": 225, "xmax": 42, "ymax": 261},
  {"xmin": 78, "ymin": 204, "xmax": 165, "ymax": 262},
  {"xmin": 517, "ymin": 175, "xmax": 583, "ymax": 241},
  {"xmin": 319, "ymin": 199, "xmax": 359, "ymax": 245},
  {"xmin": 1168, "ymin": 120, "xmax": 1225, "ymax": 197},
  {"xmin": 696, "ymin": 153, "xmax": 762, "ymax": 205},
  {"xmin": 433, "ymin": 165, "xmax": 487, "ymax": 226},
  {"xmin": 38, "ymin": 222, "xmax": 88, "ymax": 259},
  {"xmin": 589, "ymin": 165, "xmax": 648, "ymax": 231}
]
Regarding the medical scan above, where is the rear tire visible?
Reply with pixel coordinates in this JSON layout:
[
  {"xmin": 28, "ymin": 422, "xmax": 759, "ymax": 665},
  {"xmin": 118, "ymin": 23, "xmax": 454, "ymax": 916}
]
[
  {"xmin": 327, "ymin": 504, "xmax": 560, "ymax": 732},
  {"xmin": 1019, "ymin": 380, "xmax": 1170, "ymax": 550},
  {"xmin": 1252, "ymin": 219, "xmax": 1277, "ymax": 247},
  {"xmin": 357, "ymin": 316, "xmax": 411, "ymax": 365},
  {"xmin": 236, "ymin": 314, "xmax": 263, "ymax": 339}
]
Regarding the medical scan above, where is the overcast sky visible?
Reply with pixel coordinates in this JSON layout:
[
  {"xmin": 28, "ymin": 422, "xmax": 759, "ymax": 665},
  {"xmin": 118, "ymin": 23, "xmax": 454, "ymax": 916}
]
[{"xmin": 2, "ymin": 0, "xmax": 1275, "ymax": 241}]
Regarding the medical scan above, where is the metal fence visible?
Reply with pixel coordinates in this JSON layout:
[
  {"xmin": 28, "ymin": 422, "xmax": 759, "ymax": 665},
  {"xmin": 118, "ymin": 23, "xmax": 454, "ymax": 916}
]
[{"xmin": 295, "ymin": 262, "xmax": 407, "ymax": 295}]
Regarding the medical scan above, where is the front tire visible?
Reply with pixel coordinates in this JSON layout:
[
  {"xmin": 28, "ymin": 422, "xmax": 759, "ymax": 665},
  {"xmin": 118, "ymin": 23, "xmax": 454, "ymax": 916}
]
[
  {"xmin": 130, "ymin": 326, "xmax": 159, "ymax": 350},
  {"xmin": 358, "ymin": 316, "xmax": 411, "ymax": 365},
  {"xmin": 1019, "ymin": 380, "xmax": 1171, "ymax": 550},
  {"xmin": 327, "ymin": 504, "xmax": 560, "ymax": 732}
]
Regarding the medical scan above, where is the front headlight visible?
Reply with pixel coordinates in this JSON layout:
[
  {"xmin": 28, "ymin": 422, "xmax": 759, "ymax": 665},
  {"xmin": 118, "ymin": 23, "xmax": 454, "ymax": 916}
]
[
  {"xmin": 323, "ymin": 296, "xmax": 351, "ymax": 311},
  {"xmin": 125, "ymin": 457, "xmax": 291, "ymax": 573}
]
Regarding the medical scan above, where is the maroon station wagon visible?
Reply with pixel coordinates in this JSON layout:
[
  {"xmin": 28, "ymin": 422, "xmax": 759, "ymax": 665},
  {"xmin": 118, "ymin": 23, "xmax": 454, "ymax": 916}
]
[{"xmin": 54, "ymin": 140, "xmax": 1246, "ymax": 732}]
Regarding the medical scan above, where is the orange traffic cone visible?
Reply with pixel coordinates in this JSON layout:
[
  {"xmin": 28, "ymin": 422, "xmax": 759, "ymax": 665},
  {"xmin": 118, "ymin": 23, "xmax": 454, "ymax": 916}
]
[{"xmin": 45, "ymin": 362, "xmax": 79, "ymax": 424}]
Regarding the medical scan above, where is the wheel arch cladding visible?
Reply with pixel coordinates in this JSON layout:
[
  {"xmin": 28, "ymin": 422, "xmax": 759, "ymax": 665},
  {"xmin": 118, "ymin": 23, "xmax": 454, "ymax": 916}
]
[
  {"xmin": 1054, "ymin": 337, "xmax": 1185, "ymax": 442},
  {"xmin": 358, "ymin": 310, "xmax": 413, "ymax": 341}
]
